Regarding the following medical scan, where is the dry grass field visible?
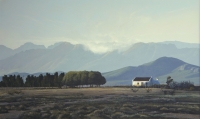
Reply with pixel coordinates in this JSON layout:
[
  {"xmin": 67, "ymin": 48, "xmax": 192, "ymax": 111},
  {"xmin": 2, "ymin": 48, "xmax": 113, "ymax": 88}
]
[{"xmin": 0, "ymin": 87, "xmax": 199, "ymax": 119}]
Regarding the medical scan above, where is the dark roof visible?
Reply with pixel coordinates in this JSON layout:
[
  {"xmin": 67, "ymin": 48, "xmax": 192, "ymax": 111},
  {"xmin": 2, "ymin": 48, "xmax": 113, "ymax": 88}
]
[{"xmin": 133, "ymin": 77, "xmax": 151, "ymax": 81}]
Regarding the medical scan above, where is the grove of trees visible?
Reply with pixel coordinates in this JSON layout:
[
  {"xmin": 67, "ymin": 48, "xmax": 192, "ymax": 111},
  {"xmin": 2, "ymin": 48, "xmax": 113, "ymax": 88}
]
[
  {"xmin": 0, "ymin": 72, "xmax": 65, "ymax": 88},
  {"xmin": 0, "ymin": 71, "xmax": 107, "ymax": 88},
  {"xmin": 62, "ymin": 71, "xmax": 106, "ymax": 87},
  {"xmin": 0, "ymin": 75, "xmax": 24, "ymax": 87}
]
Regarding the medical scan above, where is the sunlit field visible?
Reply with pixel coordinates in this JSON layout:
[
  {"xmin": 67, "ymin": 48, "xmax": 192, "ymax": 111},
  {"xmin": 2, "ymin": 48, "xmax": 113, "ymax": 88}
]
[{"xmin": 0, "ymin": 87, "xmax": 199, "ymax": 119}]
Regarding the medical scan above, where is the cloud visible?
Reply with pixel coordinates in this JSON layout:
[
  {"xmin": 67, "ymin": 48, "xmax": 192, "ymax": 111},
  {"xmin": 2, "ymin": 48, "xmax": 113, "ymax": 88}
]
[
  {"xmin": 81, "ymin": 7, "xmax": 199, "ymax": 52},
  {"xmin": 6, "ymin": 7, "xmax": 197, "ymax": 53}
]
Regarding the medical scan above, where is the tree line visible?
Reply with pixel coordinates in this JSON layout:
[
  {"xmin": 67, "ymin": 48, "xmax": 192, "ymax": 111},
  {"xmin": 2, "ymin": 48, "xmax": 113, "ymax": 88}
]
[
  {"xmin": 0, "ymin": 72, "xmax": 65, "ymax": 87},
  {"xmin": 0, "ymin": 75, "xmax": 24, "ymax": 87},
  {"xmin": 0, "ymin": 71, "xmax": 106, "ymax": 88},
  {"xmin": 62, "ymin": 71, "xmax": 106, "ymax": 87}
]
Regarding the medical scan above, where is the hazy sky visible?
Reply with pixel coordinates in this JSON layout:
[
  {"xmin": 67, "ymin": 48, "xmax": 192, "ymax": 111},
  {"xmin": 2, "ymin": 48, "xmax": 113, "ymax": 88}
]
[{"xmin": 0, "ymin": 0, "xmax": 199, "ymax": 53}]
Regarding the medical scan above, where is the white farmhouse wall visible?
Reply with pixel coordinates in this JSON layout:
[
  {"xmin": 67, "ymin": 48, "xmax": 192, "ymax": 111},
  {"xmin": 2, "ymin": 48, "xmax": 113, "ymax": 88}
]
[
  {"xmin": 132, "ymin": 78, "xmax": 160, "ymax": 87},
  {"xmin": 132, "ymin": 81, "xmax": 148, "ymax": 86}
]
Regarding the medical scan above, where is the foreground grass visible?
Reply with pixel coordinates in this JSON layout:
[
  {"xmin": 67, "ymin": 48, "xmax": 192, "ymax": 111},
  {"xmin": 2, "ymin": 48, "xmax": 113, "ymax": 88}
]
[{"xmin": 0, "ymin": 88, "xmax": 199, "ymax": 119}]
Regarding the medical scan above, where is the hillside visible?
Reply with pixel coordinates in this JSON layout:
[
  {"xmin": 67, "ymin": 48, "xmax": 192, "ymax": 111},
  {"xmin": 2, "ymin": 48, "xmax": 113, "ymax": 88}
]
[{"xmin": 103, "ymin": 57, "xmax": 200, "ymax": 86}]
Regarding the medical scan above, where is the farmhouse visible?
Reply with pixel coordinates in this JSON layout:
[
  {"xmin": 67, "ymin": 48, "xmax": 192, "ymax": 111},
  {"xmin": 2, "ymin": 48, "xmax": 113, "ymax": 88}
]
[{"xmin": 132, "ymin": 77, "xmax": 160, "ymax": 87}]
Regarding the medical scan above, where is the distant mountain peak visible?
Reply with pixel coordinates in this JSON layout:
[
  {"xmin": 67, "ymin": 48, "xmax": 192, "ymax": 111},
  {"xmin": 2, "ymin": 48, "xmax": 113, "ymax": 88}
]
[
  {"xmin": 23, "ymin": 42, "xmax": 35, "ymax": 45},
  {"xmin": 144, "ymin": 57, "xmax": 185, "ymax": 67},
  {"xmin": 160, "ymin": 41, "xmax": 200, "ymax": 49},
  {"xmin": 155, "ymin": 57, "xmax": 184, "ymax": 62},
  {"xmin": 15, "ymin": 42, "xmax": 45, "ymax": 52},
  {"xmin": 19, "ymin": 42, "xmax": 44, "ymax": 47},
  {"xmin": 0, "ymin": 45, "xmax": 13, "ymax": 50},
  {"xmin": 47, "ymin": 42, "xmax": 65, "ymax": 49},
  {"xmin": 58, "ymin": 42, "xmax": 71, "ymax": 46}
]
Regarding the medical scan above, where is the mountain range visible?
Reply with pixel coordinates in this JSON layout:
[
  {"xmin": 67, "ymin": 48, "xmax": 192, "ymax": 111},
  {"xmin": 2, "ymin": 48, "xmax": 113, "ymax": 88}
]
[
  {"xmin": 103, "ymin": 57, "xmax": 200, "ymax": 86},
  {"xmin": 0, "ymin": 41, "xmax": 199, "ymax": 76},
  {"xmin": 0, "ymin": 42, "xmax": 45, "ymax": 60}
]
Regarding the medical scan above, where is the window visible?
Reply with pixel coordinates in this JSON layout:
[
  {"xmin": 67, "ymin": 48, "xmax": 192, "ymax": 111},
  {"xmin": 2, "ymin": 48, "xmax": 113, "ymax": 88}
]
[{"xmin": 137, "ymin": 82, "xmax": 139, "ymax": 85}]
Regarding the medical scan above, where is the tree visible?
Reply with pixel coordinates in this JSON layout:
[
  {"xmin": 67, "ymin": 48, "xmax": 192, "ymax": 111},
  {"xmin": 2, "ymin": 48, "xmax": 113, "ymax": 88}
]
[
  {"xmin": 74, "ymin": 72, "xmax": 81, "ymax": 87},
  {"xmin": 63, "ymin": 71, "xmax": 77, "ymax": 87},
  {"xmin": 2, "ymin": 75, "xmax": 9, "ymax": 87},
  {"xmin": 93, "ymin": 71, "xmax": 106, "ymax": 87},
  {"xmin": 80, "ymin": 71, "xmax": 88, "ymax": 87},
  {"xmin": 9, "ymin": 75, "xmax": 15, "ymax": 87},
  {"xmin": 0, "ymin": 81, "xmax": 5, "ymax": 87},
  {"xmin": 88, "ymin": 71, "xmax": 96, "ymax": 87},
  {"xmin": 62, "ymin": 71, "xmax": 106, "ymax": 88},
  {"xmin": 58, "ymin": 73, "xmax": 65, "ymax": 88},
  {"xmin": 30, "ymin": 75, "xmax": 35, "ymax": 87},
  {"xmin": 16, "ymin": 75, "xmax": 24, "ymax": 87},
  {"xmin": 166, "ymin": 76, "xmax": 173, "ymax": 88},
  {"xmin": 54, "ymin": 72, "xmax": 59, "ymax": 87},
  {"xmin": 25, "ymin": 75, "xmax": 31, "ymax": 87},
  {"xmin": 99, "ymin": 76, "xmax": 106, "ymax": 86},
  {"xmin": 38, "ymin": 74, "xmax": 44, "ymax": 87},
  {"xmin": 44, "ymin": 73, "xmax": 54, "ymax": 87}
]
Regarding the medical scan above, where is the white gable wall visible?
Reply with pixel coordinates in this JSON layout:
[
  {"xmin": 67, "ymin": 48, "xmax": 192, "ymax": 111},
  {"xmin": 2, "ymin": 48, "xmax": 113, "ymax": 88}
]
[
  {"xmin": 132, "ymin": 81, "xmax": 149, "ymax": 86},
  {"xmin": 132, "ymin": 78, "xmax": 160, "ymax": 87}
]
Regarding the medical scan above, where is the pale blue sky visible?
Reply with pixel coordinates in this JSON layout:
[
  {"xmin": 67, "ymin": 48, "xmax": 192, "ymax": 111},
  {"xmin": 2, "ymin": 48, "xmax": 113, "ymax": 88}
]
[{"xmin": 0, "ymin": 0, "xmax": 199, "ymax": 53}]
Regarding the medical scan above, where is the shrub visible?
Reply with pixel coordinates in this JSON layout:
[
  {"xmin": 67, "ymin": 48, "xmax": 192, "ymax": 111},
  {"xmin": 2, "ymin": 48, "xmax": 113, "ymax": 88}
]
[
  {"xmin": 111, "ymin": 112, "xmax": 122, "ymax": 119},
  {"xmin": 86, "ymin": 106, "xmax": 96, "ymax": 112},
  {"xmin": 120, "ymin": 107, "xmax": 133, "ymax": 114},
  {"xmin": 41, "ymin": 113, "xmax": 50, "ymax": 118},
  {"xmin": 18, "ymin": 105, "xmax": 26, "ymax": 110},
  {"xmin": 102, "ymin": 107, "xmax": 114, "ymax": 115},
  {"xmin": 163, "ymin": 91, "xmax": 167, "ymax": 95},
  {"xmin": 20, "ymin": 111, "xmax": 41, "ymax": 119},
  {"xmin": 160, "ymin": 107, "xmax": 168, "ymax": 111},
  {"xmin": 7, "ymin": 90, "xmax": 22, "ymax": 95},
  {"xmin": 93, "ymin": 110, "xmax": 103, "ymax": 116},
  {"xmin": 146, "ymin": 88, "xmax": 152, "ymax": 93},
  {"xmin": 0, "ymin": 106, "xmax": 8, "ymax": 113},
  {"xmin": 57, "ymin": 113, "xmax": 71, "ymax": 119},
  {"xmin": 189, "ymin": 87, "xmax": 194, "ymax": 91},
  {"xmin": 168, "ymin": 90, "xmax": 175, "ymax": 95}
]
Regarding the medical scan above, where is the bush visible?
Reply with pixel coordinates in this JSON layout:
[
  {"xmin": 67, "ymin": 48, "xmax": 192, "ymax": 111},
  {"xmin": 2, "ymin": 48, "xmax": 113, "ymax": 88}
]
[
  {"xmin": 120, "ymin": 107, "xmax": 133, "ymax": 114},
  {"xmin": 20, "ymin": 111, "xmax": 41, "ymax": 119},
  {"xmin": 168, "ymin": 81, "xmax": 195, "ymax": 90},
  {"xmin": 93, "ymin": 110, "xmax": 103, "ymax": 116},
  {"xmin": 189, "ymin": 87, "xmax": 194, "ymax": 91},
  {"xmin": 7, "ymin": 90, "xmax": 22, "ymax": 95},
  {"xmin": 0, "ymin": 106, "xmax": 8, "ymax": 113},
  {"xmin": 57, "ymin": 113, "xmax": 71, "ymax": 119},
  {"xmin": 146, "ymin": 88, "xmax": 152, "ymax": 93},
  {"xmin": 160, "ymin": 107, "xmax": 168, "ymax": 111},
  {"xmin": 163, "ymin": 91, "xmax": 167, "ymax": 95},
  {"xmin": 111, "ymin": 112, "xmax": 122, "ymax": 119},
  {"xmin": 18, "ymin": 105, "xmax": 26, "ymax": 110}
]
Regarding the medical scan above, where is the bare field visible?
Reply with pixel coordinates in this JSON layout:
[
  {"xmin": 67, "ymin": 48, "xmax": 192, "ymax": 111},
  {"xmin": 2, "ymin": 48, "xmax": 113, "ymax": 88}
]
[{"xmin": 0, "ymin": 87, "xmax": 199, "ymax": 119}]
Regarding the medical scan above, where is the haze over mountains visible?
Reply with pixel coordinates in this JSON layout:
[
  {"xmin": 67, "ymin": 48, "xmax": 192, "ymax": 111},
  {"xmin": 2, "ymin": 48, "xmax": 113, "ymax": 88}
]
[{"xmin": 0, "ymin": 41, "xmax": 199, "ymax": 76}]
